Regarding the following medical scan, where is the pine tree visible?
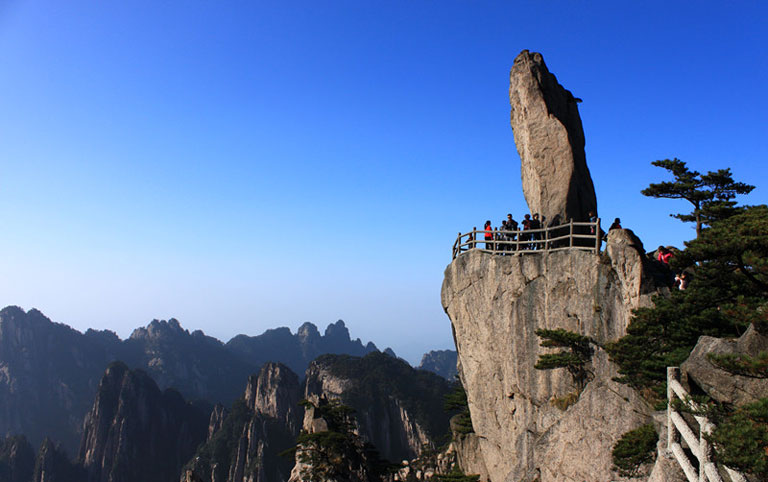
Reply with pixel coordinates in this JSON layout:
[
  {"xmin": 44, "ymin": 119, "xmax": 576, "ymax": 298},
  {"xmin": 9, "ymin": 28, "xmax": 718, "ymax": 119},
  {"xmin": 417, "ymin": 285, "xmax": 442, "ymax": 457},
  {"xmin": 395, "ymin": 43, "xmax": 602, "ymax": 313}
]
[
  {"xmin": 534, "ymin": 329, "xmax": 594, "ymax": 390},
  {"xmin": 607, "ymin": 205, "xmax": 768, "ymax": 399},
  {"xmin": 641, "ymin": 158, "xmax": 754, "ymax": 237}
]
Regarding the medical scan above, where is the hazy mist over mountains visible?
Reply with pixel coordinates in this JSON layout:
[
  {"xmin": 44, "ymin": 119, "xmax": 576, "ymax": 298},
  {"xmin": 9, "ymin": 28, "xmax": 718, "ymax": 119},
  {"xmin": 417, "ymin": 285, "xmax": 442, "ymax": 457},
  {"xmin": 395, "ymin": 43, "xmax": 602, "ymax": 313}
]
[{"xmin": 0, "ymin": 305, "xmax": 455, "ymax": 457}]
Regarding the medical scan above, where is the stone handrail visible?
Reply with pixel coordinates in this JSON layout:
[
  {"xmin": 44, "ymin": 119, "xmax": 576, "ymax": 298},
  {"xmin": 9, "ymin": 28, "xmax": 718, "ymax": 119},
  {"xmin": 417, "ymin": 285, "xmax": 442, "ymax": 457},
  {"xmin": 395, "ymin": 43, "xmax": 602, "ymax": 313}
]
[
  {"xmin": 451, "ymin": 218, "xmax": 601, "ymax": 259},
  {"xmin": 667, "ymin": 367, "xmax": 747, "ymax": 482}
]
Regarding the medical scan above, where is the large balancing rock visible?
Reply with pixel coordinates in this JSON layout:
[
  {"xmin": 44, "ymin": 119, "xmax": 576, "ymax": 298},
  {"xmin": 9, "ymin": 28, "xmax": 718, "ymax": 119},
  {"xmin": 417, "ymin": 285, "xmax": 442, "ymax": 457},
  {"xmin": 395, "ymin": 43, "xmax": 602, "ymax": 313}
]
[{"xmin": 509, "ymin": 50, "xmax": 597, "ymax": 223}]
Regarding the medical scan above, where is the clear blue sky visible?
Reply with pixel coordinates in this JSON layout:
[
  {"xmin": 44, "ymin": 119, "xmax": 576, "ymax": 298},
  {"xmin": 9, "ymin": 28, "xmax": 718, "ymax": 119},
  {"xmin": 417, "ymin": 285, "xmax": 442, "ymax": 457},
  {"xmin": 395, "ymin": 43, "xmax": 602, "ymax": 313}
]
[{"xmin": 1, "ymin": 1, "xmax": 766, "ymax": 364}]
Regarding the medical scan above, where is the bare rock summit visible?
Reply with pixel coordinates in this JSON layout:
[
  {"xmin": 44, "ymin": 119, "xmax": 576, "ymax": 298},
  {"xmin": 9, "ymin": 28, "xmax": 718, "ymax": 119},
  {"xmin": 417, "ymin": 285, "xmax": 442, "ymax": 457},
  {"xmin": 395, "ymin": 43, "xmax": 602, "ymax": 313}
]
[{"xmin": 509, "ymin": 50, "xmax": 597, "ymax": 222}]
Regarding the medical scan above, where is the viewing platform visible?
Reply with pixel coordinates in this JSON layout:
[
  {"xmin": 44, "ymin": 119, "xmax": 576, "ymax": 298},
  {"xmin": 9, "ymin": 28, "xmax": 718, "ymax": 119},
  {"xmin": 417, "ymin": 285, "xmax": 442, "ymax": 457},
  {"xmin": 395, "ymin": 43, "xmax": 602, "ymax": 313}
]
[{"xmin": 452, "ymin": 218, "xmax": 602, "ymax": 259}]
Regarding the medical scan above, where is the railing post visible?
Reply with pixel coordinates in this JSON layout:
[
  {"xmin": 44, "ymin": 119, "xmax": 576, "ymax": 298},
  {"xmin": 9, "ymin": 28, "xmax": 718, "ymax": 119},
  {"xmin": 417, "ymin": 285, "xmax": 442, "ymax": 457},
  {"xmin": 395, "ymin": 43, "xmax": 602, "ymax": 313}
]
[
  {"xmin": 668, "ymin": 367, "xmax": 680, "ymax": 451},
  {"xmin": 457, "ymin": 232, "xmax": 462, "ymax": 257},
  {"xmin": 594, "ymin": 218, "xmax": 601, "ymax": 253},
  {"xmin": 569, "ymin": 219, "xmax": 573, "ymax": 248},
  {"xmin": 700, "ymin": 421, "xmax": 712, "ymax": 482}
]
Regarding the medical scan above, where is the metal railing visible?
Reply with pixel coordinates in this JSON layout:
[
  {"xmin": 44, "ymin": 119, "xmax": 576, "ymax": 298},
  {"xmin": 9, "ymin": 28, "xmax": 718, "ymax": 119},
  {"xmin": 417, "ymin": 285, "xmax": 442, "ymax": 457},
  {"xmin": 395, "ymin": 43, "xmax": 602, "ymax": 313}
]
[
  {"xmin": 667, "ymin": 367, "xmax": 747, "ymax": 482},
  {"xmin": 451, "ymin": 218, "xmax": 601, "ymax": 259}
]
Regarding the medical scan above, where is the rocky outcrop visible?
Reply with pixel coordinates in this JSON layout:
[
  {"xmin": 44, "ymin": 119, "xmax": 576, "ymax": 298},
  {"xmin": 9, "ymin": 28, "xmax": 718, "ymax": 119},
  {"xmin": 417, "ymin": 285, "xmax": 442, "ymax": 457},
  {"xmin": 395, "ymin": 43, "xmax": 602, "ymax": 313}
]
[
  {"xmin": 0, "ymin": 435, "xmax": 35, "ymax": 482},
  {"xmin": 182, "ymin": 362, "xmax": 303, "ymax": 482},
  {"xmin": 79, "ymin": 362, "xmax": 209, "ymax": 482},
  {"xmin": 509, "ymin": 50, "xmax": 597, "ymax": 223},
  {"xmin": 288, "ymin": 398, "xmax": 378, "ymax": 482},
  {"xmin": 451, "ymin": 426, "xmax": 489, "ymax": 482},
  {"xmin": 681, "ymin": 324, "xmax": 768, "ymax": 406},
  {"xmin": 442, "ymin": 230, "xmax": 664, "ymax": 482},
  {"xmin": 33, "ymin": 438, "xmax": 83, "ymax": 482},
  {"xmin": 418, "ymin": 350, "xmax": 458, "ymax": 380},
  {"xmin": 303, "ymin": 352, "xmax": 452, "ymax": 463}
]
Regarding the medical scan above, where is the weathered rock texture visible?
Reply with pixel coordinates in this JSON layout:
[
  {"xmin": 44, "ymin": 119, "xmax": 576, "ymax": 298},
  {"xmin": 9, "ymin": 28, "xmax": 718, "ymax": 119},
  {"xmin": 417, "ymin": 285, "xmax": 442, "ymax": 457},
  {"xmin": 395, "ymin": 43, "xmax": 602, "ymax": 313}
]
[
  {"xmin": 681, "ymin": 324, "xmax": 768, "ymax": 406},
  {"xmin": 509, "ymin": 50, "xmax": 597, "ymax": 223},
  {"xmin": 78, "ymin": 362, "xmax": 209, "ymax": 482},
  {"xmin": 441, "ymin": 230, "xmax": 663, "ymax": 482}
]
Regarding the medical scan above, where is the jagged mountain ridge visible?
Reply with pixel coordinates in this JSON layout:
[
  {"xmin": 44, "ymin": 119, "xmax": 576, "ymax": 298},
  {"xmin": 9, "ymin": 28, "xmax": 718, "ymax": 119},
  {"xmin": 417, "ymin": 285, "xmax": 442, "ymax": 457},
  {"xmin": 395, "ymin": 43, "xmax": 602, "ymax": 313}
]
[{"xmin": 0, "ymin": 306, "xmax": 382, "ymax": 455}]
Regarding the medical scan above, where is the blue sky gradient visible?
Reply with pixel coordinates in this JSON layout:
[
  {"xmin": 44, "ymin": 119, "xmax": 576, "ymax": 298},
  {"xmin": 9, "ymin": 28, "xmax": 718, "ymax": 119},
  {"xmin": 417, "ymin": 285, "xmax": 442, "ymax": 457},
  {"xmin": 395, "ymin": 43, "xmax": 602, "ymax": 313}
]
[{"xmin": 1, "ymin": 1, "xmax": 766, "ymax": 363}]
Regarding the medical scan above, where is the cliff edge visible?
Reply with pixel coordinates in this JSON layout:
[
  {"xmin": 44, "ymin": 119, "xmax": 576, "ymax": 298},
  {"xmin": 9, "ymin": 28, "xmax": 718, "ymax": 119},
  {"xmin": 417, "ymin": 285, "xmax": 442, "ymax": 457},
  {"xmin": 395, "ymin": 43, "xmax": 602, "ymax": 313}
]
[{"xmin": 442, "ymin": 230, "xmax": 665, "ymax": 481}]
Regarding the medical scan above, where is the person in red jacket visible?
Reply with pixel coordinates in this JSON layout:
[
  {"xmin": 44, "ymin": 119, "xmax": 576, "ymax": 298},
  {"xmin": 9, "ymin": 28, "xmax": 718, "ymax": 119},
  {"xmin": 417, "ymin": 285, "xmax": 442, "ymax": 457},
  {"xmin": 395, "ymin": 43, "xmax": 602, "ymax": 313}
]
[
  {"xmin": 657, "ymin": 246, "xmax": 673, "ymax": 264},
  {"xmin": 484, "ymin": 220, "xmax": 493, "ymax": 251}
]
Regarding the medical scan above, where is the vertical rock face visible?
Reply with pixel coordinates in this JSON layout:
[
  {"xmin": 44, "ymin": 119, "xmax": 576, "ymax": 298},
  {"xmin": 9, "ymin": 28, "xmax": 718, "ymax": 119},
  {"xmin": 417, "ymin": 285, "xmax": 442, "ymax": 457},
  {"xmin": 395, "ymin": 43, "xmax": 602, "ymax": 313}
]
[
  {"xmin": 442, "ymin": 231, "xmax": 663, "ymax": 482},
  {"xmin": 509, "ymin": 50, "xmax": 597, "ymax": 222},
  {"xmin": 244, "ymin": 362, "xmax": 302, "ymax": 433},
  {"xmin": 183, "ymin": 362, "xmax": 302, "ymax": 482},
  {"xmin": 78, "ymin": 362, "xmax": 209, "ymax": 482}
]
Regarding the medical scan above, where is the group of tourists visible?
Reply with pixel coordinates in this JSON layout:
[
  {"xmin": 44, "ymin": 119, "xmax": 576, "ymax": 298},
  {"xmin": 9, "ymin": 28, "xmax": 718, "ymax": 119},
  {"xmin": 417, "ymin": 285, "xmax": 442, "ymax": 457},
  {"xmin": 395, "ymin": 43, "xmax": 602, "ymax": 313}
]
[
  {"xmin": 654, "ymin": 245, "xmax": 691, "ymax": 290},
  {"xmin": 465, "ymin": 212, "xmax": 580, "ymax": 253}
]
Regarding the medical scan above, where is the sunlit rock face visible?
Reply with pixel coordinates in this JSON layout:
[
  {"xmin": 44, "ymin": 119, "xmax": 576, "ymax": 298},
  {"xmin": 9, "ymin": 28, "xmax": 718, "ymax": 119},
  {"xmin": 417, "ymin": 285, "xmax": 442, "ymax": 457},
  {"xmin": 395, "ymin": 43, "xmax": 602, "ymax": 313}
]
[
  {"xmin": 509, "ymin": 50, "xmax": 597, "ymax": 223},
  {"xmin": 442, "ymin": 230, "xmax": 664, "ymax": 481}
]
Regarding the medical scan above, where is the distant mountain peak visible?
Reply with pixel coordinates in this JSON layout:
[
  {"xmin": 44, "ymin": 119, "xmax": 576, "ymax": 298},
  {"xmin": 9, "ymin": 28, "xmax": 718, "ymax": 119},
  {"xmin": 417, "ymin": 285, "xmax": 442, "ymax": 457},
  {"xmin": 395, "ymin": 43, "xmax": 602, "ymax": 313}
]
[
  {"xmin": 324, "ymin": 319, "xmax": 350, "ymax": 340},
  {"xmin": 130, "ymin": 318, "xmax": 189, "ymax": 340}
]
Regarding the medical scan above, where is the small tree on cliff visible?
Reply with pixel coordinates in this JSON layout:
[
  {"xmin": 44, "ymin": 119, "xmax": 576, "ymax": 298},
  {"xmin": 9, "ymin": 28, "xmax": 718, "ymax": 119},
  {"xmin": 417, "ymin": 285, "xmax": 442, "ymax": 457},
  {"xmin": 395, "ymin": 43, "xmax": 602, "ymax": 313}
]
[
  {"xmin": 534, "ymin": 328, "xmax": 594, "ymax": 391},
  {"xmin": 607, "ymin": 205, "xmax": 768, "ymax": 399},
  {"xmin": 641, "ymin": 158, "xmax": 754, "ymax": 237}
]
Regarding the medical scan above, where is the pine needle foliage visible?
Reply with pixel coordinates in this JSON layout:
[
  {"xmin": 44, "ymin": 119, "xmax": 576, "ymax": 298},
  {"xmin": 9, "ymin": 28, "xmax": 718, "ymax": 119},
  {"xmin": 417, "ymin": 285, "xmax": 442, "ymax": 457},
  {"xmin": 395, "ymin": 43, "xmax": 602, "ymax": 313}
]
[
  {"xmin": 611, "ymin": 424, "xmax": 658, "ymax": 478},
  {"xmin": 641, "ymin": 158, "xmax": 754, "ymax": 237},
  {"xmin": 607, "ymin": 205, "xmax": 768, "ymax": 400},
  {"xmin": 444, "ymin": 379, "xmax": 473, "ymax": 434},
  {"xmin": 708, "ymin": 351, "xmax": 768, "ymax": 378},
  {"xmin": 534, "ymin": 328, "xmax": 594, "ymax": 390},
  {"xmin": 436, "ymin": 466, "xmax": 481, "ymax": 482},
  {"xmin": 707, "ymin": 398, "xmax": 768, "ymax": 477}
]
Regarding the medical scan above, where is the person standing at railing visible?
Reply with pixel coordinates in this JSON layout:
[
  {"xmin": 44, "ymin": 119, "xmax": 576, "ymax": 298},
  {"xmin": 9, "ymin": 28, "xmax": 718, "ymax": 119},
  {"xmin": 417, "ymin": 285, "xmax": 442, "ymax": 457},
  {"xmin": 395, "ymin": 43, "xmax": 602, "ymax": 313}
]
[
  {"xmin": 506, "ymin": 214, "xmax": 518, "ymax": 252},
  {"xmin": 500, "ymin": 219, "xmax": 513, "ymax": 253},
  {"xmin": 547, "ymin": 214, "xmax": 562, "ymax": 249},
  {"xmin": 467, "ymin": 229, "xmax": 475, "ymax": 250},
  {"xmin": 531, "ymin": 213, "xmax": 542, "ymax": 249},
  {"xmin": 520, "ymin": 214, "xmax": 531, "ymax": 249},
  {"xmin": 484, "ymin": 220, "xmax": 493, "ymax": 251},
  {"xmin": 588, "ymin": 211, "xmax": 597, "ymax": 234}
]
